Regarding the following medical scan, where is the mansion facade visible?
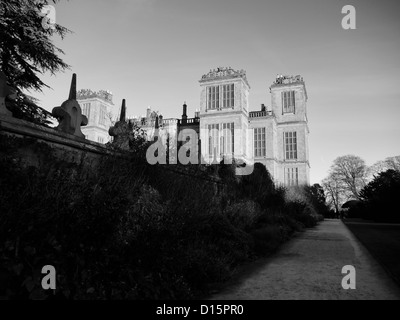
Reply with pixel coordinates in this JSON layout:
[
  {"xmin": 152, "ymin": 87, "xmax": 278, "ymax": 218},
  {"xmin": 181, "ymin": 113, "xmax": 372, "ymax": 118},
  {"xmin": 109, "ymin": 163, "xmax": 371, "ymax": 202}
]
[
  {"xmin": 80, "ymin": 67, "xmax": 310, "ymax": 186},
  {"xmin": 129, "ymin": 67, "xmax": 310, "ymax": 186},
  {"xmin": 199, "ymin": 68, "xmax": 310, "ymax": 186}
]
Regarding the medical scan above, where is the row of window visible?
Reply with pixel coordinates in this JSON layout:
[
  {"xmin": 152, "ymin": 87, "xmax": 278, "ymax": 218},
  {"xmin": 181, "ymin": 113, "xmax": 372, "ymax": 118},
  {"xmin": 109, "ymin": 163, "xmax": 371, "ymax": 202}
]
[
  {"xmin": 208, "ymin": 124, "xmax": 299, "ymax": 185},
  {"xmin": 81, "ymin": 102, "xmax": 108, "ymax": 126},
  {"xmin": 254, "ymin": 130, "xmax": 298, "ymax": 160},
  {"xmin": 207, "ymin": 126, "xmax": 298, "ymax": 160},
  {"xmin": 207, "ymin": 84, "xmax": 235, "ymax": 110},
  {"xmin": 206, "ymin": 87, "xmax": 296, "ymax": 114}
]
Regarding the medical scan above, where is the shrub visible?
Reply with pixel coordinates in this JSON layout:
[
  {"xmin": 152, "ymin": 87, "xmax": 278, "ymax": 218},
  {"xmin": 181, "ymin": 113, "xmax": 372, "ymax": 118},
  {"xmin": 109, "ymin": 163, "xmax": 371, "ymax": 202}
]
[
  {"xmin": 224, "ymin": 201, "xmax": 261, "ymax": 231},
  {"xmin": 0, "ymin": 144, "xmax": 322, "ymax": 299}
]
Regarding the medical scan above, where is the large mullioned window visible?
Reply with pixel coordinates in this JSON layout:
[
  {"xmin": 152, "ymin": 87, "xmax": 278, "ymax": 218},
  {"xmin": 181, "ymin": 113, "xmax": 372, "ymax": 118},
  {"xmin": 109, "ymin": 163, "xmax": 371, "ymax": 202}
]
[
  {"xmin": 254, "ymin": 127, "xmax": 266, "ymax": 157},
  {"xmin": 285, "ymin": 167, "xmax": 299, "ymax": 186},
  {"xmin": 82, "ymin": 103, "xmax": 91, "ymax": 120},
  {"xmin": 222, "ymin": 84, "xmax": 234, "ymax": 108},
  {"xmin": 207, "ymin": 84, "xmax": 234, "ymax": 110},
  {"xmin": 284, "ymin": 131, "xmax": 297, "ymax": 160},
  {"xmin": 282, "ymin": 90, "xmax": 295, "ymax": 113},
  {"xmin": 208, "ymin": 123, "xmax": 234, "ymax": 157},
  {"xmin": 221, "ymin": 122, "xmax": 234, "ymax": 155},
  {"xmin": 99, "ymin": 105, "xmax": 107, "ymax": 126},
  {"xmin": 208, "ymin": 124, "xmax": 219, "ymax": 156},
  {"xmin": 207, "ymin": 86, "xmax": 219, "ymax": 110}
]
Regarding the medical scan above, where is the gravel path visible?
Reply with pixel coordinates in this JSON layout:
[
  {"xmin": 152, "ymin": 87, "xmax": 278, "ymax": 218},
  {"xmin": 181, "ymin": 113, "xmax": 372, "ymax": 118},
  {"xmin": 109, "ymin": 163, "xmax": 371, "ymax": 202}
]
[{"xmin": 211, "ymin": 219, "xmax": 400, "ymax": 300}]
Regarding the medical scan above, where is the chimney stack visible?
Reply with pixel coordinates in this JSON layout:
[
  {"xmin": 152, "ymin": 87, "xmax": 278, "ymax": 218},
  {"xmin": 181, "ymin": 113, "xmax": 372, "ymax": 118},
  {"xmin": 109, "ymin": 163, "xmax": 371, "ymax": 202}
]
[
  {"xmin": 182, "ymin": 102, "xmax": 188, "ymax": 124},
  {"xmin": 155, "ymin": 115, "xmax": 159, "ymax": 129}
]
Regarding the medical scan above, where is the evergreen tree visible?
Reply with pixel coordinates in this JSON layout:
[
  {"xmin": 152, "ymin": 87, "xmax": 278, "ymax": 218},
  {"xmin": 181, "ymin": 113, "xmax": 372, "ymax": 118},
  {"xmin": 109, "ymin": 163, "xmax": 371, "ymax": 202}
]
[
  {"xmin": 0, "ymin": 0, "xmax": 70, "ymax": 125},
  {"xmin": 359, "ymin": 169, "xmax": 400, "ymax": 221}
]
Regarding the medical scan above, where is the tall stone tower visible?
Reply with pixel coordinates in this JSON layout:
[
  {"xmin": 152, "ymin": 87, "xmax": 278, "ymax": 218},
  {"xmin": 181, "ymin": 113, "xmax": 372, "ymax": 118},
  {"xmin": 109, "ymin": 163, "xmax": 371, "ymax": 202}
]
[
  {"xmin": 77, "ymin": 89, "xmax": 114, "ymax": 144},
  {"xmin": 270, "ymin": 75, "xmax": 310, "ymax": 186},
  {"xmin": 199, "ymin": 67, "xmax": 252, "ymax": 163}
]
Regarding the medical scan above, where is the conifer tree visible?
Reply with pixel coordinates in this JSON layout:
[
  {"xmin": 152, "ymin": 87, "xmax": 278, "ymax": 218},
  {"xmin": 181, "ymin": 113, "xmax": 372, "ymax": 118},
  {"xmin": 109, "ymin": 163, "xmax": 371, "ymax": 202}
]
[{"xmin": 0, "ymin": 0, "xmax": 70, "ymax": 125}]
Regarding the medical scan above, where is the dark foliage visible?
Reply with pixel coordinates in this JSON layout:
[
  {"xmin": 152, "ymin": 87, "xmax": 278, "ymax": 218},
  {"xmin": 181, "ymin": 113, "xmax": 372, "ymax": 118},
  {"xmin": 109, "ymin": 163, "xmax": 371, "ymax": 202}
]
[
  {"xmin": 304, "ymin": 183, "xmax": 331, "ymax": 218},
  {"xmin": 5, "ymin": 94, "xmax": 56, "ymax": 127},
  {"xmin": 236, "ymin": 163, "xmax": 285, "ymax": 209},
  {"xmin": 0, "ymin": 137, "xmax": 320, "ymax": 299},
  {"xmin": 358, "ymin": 169, "xmax": 400, "ymax": 222}
]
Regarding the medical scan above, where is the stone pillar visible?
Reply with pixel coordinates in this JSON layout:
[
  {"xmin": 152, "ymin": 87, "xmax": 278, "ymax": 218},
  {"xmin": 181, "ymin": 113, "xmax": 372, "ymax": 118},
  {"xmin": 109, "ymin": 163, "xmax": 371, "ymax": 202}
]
[{"xmin": 109, "ymin": 99, "xmax": 131, "ymax": 150}]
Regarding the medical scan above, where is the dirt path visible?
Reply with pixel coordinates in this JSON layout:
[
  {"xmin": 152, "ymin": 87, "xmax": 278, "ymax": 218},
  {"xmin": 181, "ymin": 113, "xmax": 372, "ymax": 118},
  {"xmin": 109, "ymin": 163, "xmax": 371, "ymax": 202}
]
[{"xmin": 211, "ymin": 219, "xmax": 400, "ymax": 300}]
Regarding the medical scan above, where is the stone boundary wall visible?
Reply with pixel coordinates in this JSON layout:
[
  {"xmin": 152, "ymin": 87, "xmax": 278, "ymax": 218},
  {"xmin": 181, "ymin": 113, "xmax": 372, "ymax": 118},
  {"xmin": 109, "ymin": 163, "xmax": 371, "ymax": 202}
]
[
  {"xmin": 0, "ymin": 114, "xmax": 132, "ymax": 171},
  {"xmin": 0, "ymin": 73, "xmax": 223, "ymax": 189}
]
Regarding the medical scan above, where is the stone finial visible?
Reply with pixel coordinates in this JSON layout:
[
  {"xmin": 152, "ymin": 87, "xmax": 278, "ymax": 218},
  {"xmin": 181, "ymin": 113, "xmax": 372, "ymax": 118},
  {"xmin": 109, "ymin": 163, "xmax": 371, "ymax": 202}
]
[
  {"xmin": 120, "ymin": 99, "xmax": 126, "ymax": 122},
  {"xmin": 0, "ymin": 70, "xmax": 17, "ymax": 117},
  {"xmin": 109, "ymin": 99, "xmax": 132, "ymax": 150},
  {"xmin": 52, "ymin": 73, "xmax": 88, "ymax": 138},
  {"xmin": 68, "ymin": 73, "xmax": 77, "ymax": 100},
  {"xmin": 273, "ymin": 74, "xmax": 304, "ymax": 86}
]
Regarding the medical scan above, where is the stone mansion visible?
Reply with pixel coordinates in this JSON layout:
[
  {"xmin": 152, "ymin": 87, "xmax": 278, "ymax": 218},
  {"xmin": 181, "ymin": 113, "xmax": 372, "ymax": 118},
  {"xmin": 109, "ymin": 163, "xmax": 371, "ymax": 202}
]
[{"xmin": 78, "ymin": 67, "xmax": 310, "ymax": 186}]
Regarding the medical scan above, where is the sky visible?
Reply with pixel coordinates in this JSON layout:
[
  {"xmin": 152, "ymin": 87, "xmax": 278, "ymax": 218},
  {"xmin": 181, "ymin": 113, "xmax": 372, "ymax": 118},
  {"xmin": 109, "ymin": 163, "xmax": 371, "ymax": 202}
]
[{"xmin": 32, "ymin": 0, "xmax": 400, "ymax": 184}]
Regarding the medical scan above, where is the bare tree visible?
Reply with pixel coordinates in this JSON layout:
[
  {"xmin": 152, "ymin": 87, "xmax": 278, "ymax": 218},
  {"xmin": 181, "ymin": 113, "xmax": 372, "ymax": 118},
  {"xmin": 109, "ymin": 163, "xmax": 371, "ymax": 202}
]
[
  {"xmin": 330, "ymin": 155, "xmax": 367, "ymax": 200},
  {"xmin": 322, "ymin": 174, "xmax": 345, "ymax": 214},
  {"xmin": 367, "ymin": 160, "xmax": 388, "ymax": 178},
  {"xmin": 384, "ymin": 156, "xmax": 400, "ymax": 172},
  {"xmin": 367, "ymin": 155, "xmax": 400, "ymax": 180}
]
